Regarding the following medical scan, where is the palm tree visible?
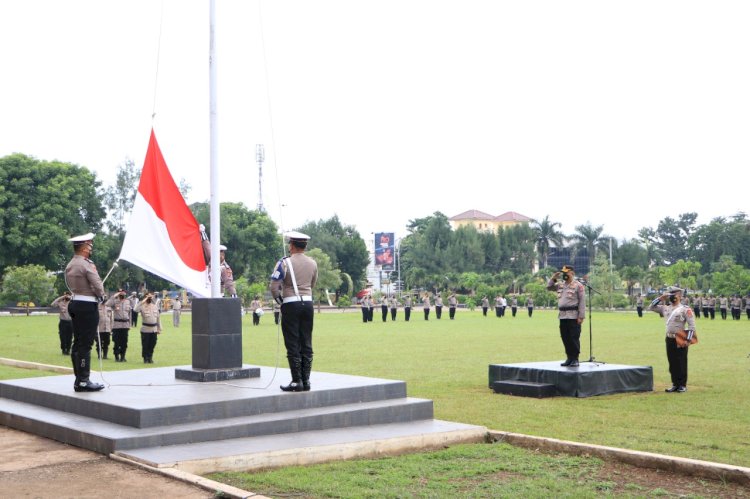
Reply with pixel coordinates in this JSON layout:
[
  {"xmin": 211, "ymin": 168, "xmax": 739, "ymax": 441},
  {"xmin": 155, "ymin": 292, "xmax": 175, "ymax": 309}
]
[
  {"xmin": 530, "ymin": 216, "xmax": 565, "ymax": 269},
  {"xmin": 569, "ymin": 223, "xmax": 609, "ymax": 262}
]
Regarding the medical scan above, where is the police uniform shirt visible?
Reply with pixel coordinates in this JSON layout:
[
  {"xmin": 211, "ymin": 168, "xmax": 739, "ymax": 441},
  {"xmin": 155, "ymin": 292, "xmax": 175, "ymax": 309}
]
[
  {"xmin": 221, "ymin": 261, "xmax": 236, "ymax": 296},
  {"xmin": 649, "ymin": 301, "xmax": 696, "ymax": 338},
  {"xmin": 51, "ymin": 296, "xmax": 72, "ymax": 321},
  {"xmin": 134, "ymin": 301, "xmax": 161, "ymax": 333},
  {"xmin": 482, "ymin": 297, "xmax": 489, "ymax": 308},
  {"xmin": 65, "ymin": 255, "xmax": 105, "ymax": 299},
  {"xmin": 435, "ymin": 297, "xmax": 443, "ymax": 307},
  {"xmin": 449, "ymin": 295, "xmax": 457, "ymax": 307},
  {"xmin": 547, "ymin": 278, "xmax": 585, "ymax": 320},
  {"xmin": 270, "ymin": 253, "xmax": 318, "ymax": 299},
  {"xmin": 389, "ymin": 297, "xmax": 398, "ymax": 308},
  {"xmin": 719, "ymin": 297, "xmax": 728, "ymax": 308},
  {"xmin": 404, "ymin": 296, "xmax": 412, "ymax": 307},
  {"xmin": 106, "ymin": 295, "xmax": 133, "ymax": 327},
  {"xmin": 422, "ymin": 296, "xmax": 430, "ymax": 309},
  {"xmin": 98, "ymin": 303, "xmax": 113, "ymax": 332}
]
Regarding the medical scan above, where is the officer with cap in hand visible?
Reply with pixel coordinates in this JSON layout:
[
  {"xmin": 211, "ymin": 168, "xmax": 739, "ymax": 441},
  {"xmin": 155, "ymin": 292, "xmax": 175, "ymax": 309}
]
[
  {"xmin": 269, "ymin": 231, "xmax": 318, "ymax": 392},
  {"xmin": 64, "ymin": 232, "xmax": 105, "ymax": 392},
  {"xmin": 547, "ymin": 264, "xmax": 586, "ymax": 367}
]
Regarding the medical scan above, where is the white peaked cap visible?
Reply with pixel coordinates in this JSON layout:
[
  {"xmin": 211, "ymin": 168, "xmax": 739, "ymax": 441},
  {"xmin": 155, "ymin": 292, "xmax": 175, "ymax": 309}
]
[
  {"xmin": 69, "ymin": 232, "xmax": 95, "ymax": 243},
  {"xmin": 284, "ymin": 231, "xmax": 311, "ymax": 242},
  {"xmin": 219, "ymin": 244, "xmax": 227, "ymax": 251}
]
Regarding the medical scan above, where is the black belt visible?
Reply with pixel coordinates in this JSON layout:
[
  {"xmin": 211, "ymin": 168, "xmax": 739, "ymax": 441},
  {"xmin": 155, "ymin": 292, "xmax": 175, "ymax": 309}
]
[
  {"xmin": 142, "ymin": 322, "xmax": 158, "ymax": 327},
  {"xmin": 559, "ymin": 306, "xmax": 579, "ymax": 311},
  {"xmin": 114, "ymin": 319, "xmax": 130, "ymax": 322}
]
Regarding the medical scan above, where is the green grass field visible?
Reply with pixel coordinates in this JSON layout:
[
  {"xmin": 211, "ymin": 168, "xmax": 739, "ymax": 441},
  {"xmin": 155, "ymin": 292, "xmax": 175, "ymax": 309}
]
[{"xmin": 1, "ymin": 307, "xmax": 749, "ymax": 469}]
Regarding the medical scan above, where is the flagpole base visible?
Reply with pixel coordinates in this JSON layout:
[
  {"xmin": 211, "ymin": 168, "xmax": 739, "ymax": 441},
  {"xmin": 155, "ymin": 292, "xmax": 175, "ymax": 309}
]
[
  {"xmin": 175, "ymin": 365, "xmax": 260, "ymax": 382},
  {"xmin": 178, "ymin": 298, "xmax": 246, "ymax": 378}
]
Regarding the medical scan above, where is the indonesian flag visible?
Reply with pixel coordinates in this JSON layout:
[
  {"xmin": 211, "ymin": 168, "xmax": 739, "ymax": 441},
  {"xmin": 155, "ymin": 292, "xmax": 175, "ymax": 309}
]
[{"xmin": 120, "ymin": 129, "xmax": 210, "ymax": 297}]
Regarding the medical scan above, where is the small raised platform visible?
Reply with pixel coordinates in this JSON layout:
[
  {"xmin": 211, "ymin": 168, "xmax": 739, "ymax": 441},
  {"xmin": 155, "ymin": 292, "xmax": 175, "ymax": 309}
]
[{"xmin": 489, "ymin": 361, "xmax": 653, "ymax": 398}]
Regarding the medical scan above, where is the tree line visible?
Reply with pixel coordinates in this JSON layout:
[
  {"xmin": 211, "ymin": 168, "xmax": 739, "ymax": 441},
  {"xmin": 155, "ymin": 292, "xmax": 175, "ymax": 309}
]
[{"xmin": 1, "ymin": 153, "xmax": 749, "ymax": 309}]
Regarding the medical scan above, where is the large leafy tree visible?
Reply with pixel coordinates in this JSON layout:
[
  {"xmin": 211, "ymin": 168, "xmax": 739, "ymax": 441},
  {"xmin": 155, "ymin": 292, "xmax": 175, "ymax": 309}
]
[
  {"xmin": 102, "ymin": 158, "xmax": 139, "ymax": 234},
  {"xmin": 613, "ymin": 239, "xmax": 649, "ymax": 269},
  {"xmin": 0, "ymin": 154, "xmax": 106, "ymax": 276},
  {"xmin": 689, "ymin": 213, "xmax": 750, "ymax": 270},
  {"xmin": 531, "ymin": 215, "xmax": 565, "ymax": 269},
  {"xmin": 497, "ymin": 224, "xmax": 536, "ymax": 275},
  {"xmin": 306, "ymin": 248, "xmax": 342, "ymax": 306},
  {"xmin": 1, "ymin": 264, "xmax": 56, "ymax": 314},
  {"xmin": 192, "ymin": 202, "xmax": 280, "ymax": 284},
  {"xmin": 639, "ymin": 213, "xmax": 698, "ymax": 266},
  {"xmin": 296, "ymin": 215, "xmax": 369, "ymax": 291}
]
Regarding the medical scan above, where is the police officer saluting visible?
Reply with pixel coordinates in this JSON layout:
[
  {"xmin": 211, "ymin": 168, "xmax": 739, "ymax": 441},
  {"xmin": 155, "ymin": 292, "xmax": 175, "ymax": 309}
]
[
  {"xmin": 64, "ymin": 233, "xmax": 105, "ymax": 392},
  {"xmin": 547, "ymin": 265, "xmax": 586, "ymax": 367},
  {"xmin": 270, "ymin": 231, "xmax": 318, "ymax": 392}
]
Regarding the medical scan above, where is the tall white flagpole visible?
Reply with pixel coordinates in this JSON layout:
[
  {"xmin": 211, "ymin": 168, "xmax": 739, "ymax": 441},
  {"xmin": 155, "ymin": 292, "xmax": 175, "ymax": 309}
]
[{"xmin": 209, "ymin": 0, "xmax": 221, "ymax": 297}]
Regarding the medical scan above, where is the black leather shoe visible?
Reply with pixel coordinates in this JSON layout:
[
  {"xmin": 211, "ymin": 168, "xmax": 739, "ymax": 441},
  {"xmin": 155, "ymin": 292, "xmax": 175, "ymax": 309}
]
[
  {"xmin": 74, "ymin": 380, "xmax": 104, "ymax": 392},
  {"xmin": 676, "ymin": 386, "xmax": 687, "ymax": 393},
  {"xmin": 560, "ymin": 359, "xmax": 572, "ymax": 366},
  {"xmin": 665, "ymin": 385, "xmax": 678, "ymax": 392},
  {"xmin": 302, "ymin": 381, "xmax": 311, "ymax": 392},
  {"xmin": 280, "ymin": 381, "xmax": 304, "ymax": 392},
  {"xmin": 569, "ymin": 360, "xmax": 579, "ymax": 367}
]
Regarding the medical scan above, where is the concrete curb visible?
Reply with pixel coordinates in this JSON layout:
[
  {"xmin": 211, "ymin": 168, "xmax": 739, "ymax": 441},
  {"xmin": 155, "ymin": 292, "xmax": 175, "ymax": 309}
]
[
  {"xmin": 0, "ymin": 357, "xmax": 73, "ymax": 374},
  {"xmin": 489, "ymin": 430, "xmax": 750, "ymax": 486},
  {"xmin": 109, "ymin": 453, "xmax": 266, "ymax": 499}
]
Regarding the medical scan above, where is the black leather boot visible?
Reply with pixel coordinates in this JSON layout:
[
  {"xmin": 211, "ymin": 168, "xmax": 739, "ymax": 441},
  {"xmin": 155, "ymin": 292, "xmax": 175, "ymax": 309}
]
[
  {"xmin": 71, "ymin": 351, "xmax": 80, "ymax": 386},
  {"xmin": 280, "ymin": 357, "xmax": 303, "ymax": 392},
  {"xmin": 301, "ymin": 355, "xmax": 313, "ymax": 392},
  {"xmin": 74, "ymin": 352, "xmax": 104, "ymax": 392}
]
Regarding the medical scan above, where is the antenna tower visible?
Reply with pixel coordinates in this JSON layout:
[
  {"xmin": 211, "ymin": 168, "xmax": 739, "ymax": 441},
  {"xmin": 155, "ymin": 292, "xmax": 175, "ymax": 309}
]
[{"xmin": 255, "ymin": 144, "xmax": 265, "ymax": 212}]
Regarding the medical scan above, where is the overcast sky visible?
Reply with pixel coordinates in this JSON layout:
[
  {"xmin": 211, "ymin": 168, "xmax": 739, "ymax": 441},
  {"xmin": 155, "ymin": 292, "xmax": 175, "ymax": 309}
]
[{"xmin": 2, "ymin": 0, "xmax": 748, "ymax": 243}]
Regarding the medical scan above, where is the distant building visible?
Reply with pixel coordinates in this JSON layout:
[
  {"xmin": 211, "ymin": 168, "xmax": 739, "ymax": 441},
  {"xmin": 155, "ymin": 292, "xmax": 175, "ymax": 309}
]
[{"xmin": 448, "ymin": 209, "xmax": 532, "ymax": 233}]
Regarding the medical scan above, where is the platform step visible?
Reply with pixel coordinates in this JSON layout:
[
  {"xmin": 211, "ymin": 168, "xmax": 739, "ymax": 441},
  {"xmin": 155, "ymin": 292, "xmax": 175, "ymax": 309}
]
[
  {"xmin": 0, "ymin": 395, "xmax": 433, "ymax": 454},
  {"xmin": 492, "ymin": 380, "xmax": 557, "ymax": 398},
  {"xmin": 117, "ymin": 419, "xmax": 488, "ymax": 474}
]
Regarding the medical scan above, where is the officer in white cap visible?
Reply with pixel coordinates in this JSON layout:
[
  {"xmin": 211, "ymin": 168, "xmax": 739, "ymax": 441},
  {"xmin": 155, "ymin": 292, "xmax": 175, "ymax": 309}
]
[
  {"xmin": 64, "ymin": 232, "xmax": 105, "ymax": 392},
  {"xmin": 269, "ymin": 231, "xmax": 318, "ymax": 392}
]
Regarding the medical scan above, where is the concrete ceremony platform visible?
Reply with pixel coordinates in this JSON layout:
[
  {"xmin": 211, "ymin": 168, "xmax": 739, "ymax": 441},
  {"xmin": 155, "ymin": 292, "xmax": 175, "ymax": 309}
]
[
  {"xmin": 0, "ymin": 366, "xmax": 485, "ymax": 473},
  {"xmin": 489, "ymin": 361, "xmax": 653, "ymax": 398}
]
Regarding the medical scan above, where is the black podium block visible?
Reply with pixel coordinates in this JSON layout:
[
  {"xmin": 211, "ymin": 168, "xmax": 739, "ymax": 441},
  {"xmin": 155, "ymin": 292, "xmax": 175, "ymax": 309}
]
[
  {"xmin": 489, "ymin": 361, "xmax": 653, "ymax": 398},
  {"xmin": 174, "ymin": 298, "xmax": 259, "ymax": 382}
]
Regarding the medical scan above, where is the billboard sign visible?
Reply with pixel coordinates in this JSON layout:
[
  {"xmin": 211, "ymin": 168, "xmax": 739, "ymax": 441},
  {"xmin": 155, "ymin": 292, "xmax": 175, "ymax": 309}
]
[{"xmin": 374, "ymin": 232, "xmax": 395, "ymax": 271}]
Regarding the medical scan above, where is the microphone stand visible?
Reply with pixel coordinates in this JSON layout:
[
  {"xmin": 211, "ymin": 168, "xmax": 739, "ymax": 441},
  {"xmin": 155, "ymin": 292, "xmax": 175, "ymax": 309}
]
[{"xmin": 577, "ymin": 278, "xmax": 604, "ymax": 364}]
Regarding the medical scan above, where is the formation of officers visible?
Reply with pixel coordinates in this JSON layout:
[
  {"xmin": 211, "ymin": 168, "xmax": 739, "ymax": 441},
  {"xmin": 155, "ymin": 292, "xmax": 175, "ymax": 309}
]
[
  {"xmin": 357, "ymin": 292, "xmax": 536, "ymax": 322},
  {"xmin": 635, "ymin": 293, "xmax": 750, "ymax": 320}
]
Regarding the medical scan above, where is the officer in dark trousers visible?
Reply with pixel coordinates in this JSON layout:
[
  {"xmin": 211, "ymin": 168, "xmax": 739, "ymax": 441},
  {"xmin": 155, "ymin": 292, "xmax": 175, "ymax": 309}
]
[
  {"xmin": 51, "ymin": 292, "xmax": 73, "ymax": 354},
  {"xmin": 64, "ymin": 232, "xmax": 105, "ymax": 392},
  {"xmin": 547, "ymin": 265, "xmax": 586, "ymax": 367},
  {"xmin": 107, "ymin": 290, "xmax": 132, "ymax": 362},
  {"xmin": 404, "ymin": 295, "xmax": 412, "ymax": 322},
  {"xmin": 270, "ymin": 232, "xmax": 318, "ymax": 392},
  {"xmin": 649, "ymin": 286, "xmax": 696, "ymax": 392}
]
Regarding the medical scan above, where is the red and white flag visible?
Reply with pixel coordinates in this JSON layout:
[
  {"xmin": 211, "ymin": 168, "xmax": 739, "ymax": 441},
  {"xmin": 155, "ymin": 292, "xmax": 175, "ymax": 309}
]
[{"xmin": 120, "ymin": 129, "xmax": 210, "ymax": 297}]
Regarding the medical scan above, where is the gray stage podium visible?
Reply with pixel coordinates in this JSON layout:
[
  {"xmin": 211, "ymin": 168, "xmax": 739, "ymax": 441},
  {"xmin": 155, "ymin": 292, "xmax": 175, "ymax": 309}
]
[
  {"xmin": 0, "ymin": 300, "xmax": 485, "ymax": 472},
  {"xmin": 489, "ymin": 361, "xmax": 653, "ymax": 398}
]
